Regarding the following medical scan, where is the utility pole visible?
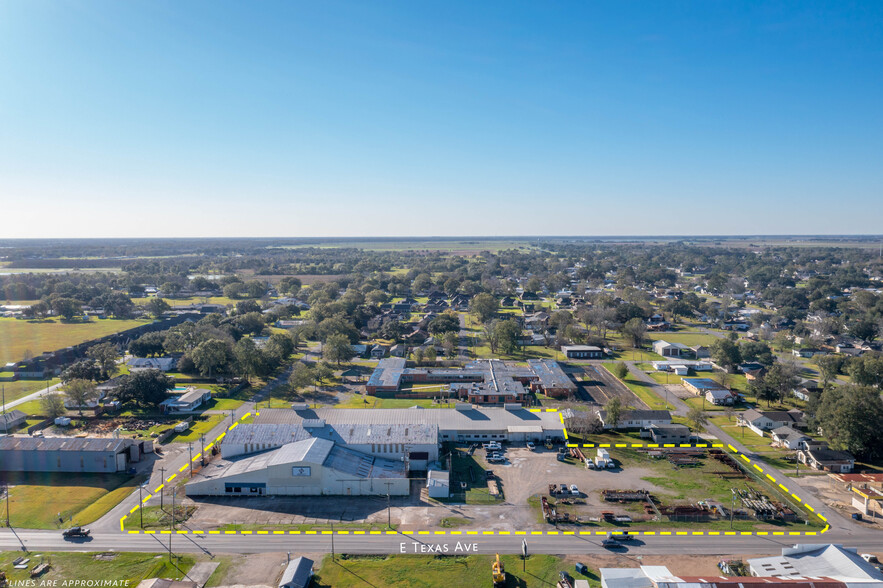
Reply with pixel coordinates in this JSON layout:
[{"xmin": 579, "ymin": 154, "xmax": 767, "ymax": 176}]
[
  {"xmin": 139, "ymin": 483, "xmax": 143, "ymax": 528},
  {"xmin": 200, "ymin": 434, "xmax": 206, "ymax": 466},
  {"xmin": 188, "ymin": 443, "xmax": 193, "ymax": 477},
  {"xmin": 4, "ymin": 481, "xmax": 9, "ymax": 528},
  {"xmin": 159, "ymin": 467, "xmax": 165, "ymax": 510},
  {"xmin": 330, "ymin": 521, "xmax": 335, "ymax": 562},
  {"xmin": 170, "ymin": 487, "xmax": 176, "ymax": 562},
  {"xmin": 730, "ymin": 489, "xmax": 736, "ymax": 530}
]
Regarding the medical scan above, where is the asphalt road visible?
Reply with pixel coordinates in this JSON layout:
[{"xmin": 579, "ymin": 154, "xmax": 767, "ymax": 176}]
[{"xmin": 2, "ymin": 526, "xmax": 881, "ymax": 557}]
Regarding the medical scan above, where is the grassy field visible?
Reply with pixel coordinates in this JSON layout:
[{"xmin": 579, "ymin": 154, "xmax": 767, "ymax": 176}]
[
  {"xmin": 0, "ymin": 377, "xmax": 60, "ymax": 405},
  {"xmin": 600, "ymin": 363, "xmax": 670, "ymax": 410},
  {"xmin": 647, "ymin": 332, "xmax": 721, "ymax": 347},
  {"xmin": 4, "ymin": 471, "xmax": 144, "ymax": 528},
  {"xmin": 162, "ymin": 414, "xmax": 225, "ymax": 443},
  {"xmin": 131, "ymin": 295, "xmax": 239, "ymax": 307},
  {"xmin": 313, "ymin": 554, "xmax": 591, "ymax": 587},
  {"xmin": 335, "ymin": 395, "xmax": 454, "ymax": 409},
  {"xmin": 0, "ymin": 316, "xmax": 150, "ymax": 365},
  {"xmin": 0, "ymin": 551, "xmax": 196, "ymax": 585}
]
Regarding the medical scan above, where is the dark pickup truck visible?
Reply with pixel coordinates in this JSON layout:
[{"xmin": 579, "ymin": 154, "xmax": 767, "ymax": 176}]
[{"xmin": 62, "ymin": 527, "xmax": 90, "ymax": 539}]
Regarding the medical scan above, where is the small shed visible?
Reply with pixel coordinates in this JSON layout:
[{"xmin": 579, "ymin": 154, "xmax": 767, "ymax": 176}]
[
  {"xmin": 427, "ymin": 470, "xmax": 450, "ymax": 498},
  {"xmin": 279, "ymin": 556, "xmax": 314, "ymax": 588}
]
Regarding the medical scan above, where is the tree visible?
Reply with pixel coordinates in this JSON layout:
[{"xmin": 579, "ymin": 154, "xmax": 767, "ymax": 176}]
[
  {"xmin": 313, "ymin": 362, "xmax": 334, "ymax": 389},
  {"xmin": 687, "ymin": 405, "xmax": 708, "ymax": 431},
  {"xmin": 288, "ymin": 362, "xmax": 314, "ymax": 394},
  {"xmin": 815, "ymin": 384, "xmax": 883, "ymax": 459},
  {"xmin": 816, "ymin": 354, "xmax": 846, "ymax": 386},
  {"xmin": 128, "ymin": 332, "xmax": 166, "ymax": 357},
  {"xmin": 469, "ymin": 293, "xmax": 499, "ymax": 324},
  {"xmin": 847, "ymin": 354, "xmax": 883, "ymax": 388},
  {"xmin": 413, "ymin": 347, "xmax": 424, "ymax": 365},
  {"xmin": 323, "ymin": 333, "xmax": 356, "ymax": 366},
  {"xmin": 233, "ymin": 338, "xmax": 268, "ymax": 383},
  {"xmin": 740, "ymin": 341, "xmax": 774, "ymax": 366},
  {"xmin": 117, "ymin": 369, "xmax": 174, "ymax": 407},
  {"xmin": 235, "ymin": 299, "xmax": 262, "ymax": 315},
  {"xmin": 41, "ymin": 393, "xmax": 66, "ymax": 418},
  {"xmin": 612, "ymin": 362, "xmax": 628, "ymax": 380},
  {"xmin": 366, "ymin": 290, "xmax": 388, "ymax": 306},
  {"xmin": 147, "ymin": 297, "xmax": 171, "ymax": 318},
  {"xmin": 494, "ymin": 319, "xmax": 521, "ymax": 355},
  {"xmin": 428, "ymin": 313, "xmax": 459, "ymax": 335},
  {"xmin": 604, "ymin": 396, "xmax": 623, "ymax": 429},
  {"xmin": 86, "ymin": 343, "xmax": 119, "ymax": 380},
  {"xmin": 28, "ymin": 300, "xmax": 50, "ymax": 320},
  {"xmin": 191, "ymin": 339, "xmax": 232, "ymax": 378},
  {"xmin": 64, "ymin": 379, "xmax": 98, "ymax": 416},
  {"xmin": 61, "ymin": 359, "xmax": 100, "ymax": 383},
  {"xmin": 380, "ymin": 320, "xmax": 405, "ymax": 343},
  {"xmin": 424, "ymin": 346, "xmax": 437, "ymax": 363},
  {"xmin": 160, "ymin": 282, "xmax": 182, "ymax": 296},
  {"xmin": 710, "ymin": 338, "xmax": 742, "ymax": 372},
  {"xmin": 620, "ymin": 317, "xmax": 646, "ymax": 348},
  {"xmin": 264, "ymin": 332, "xmax": 295, "ymax": 364},
  {"xmin": 51, "ymin": 297, "xmax": 82, "ymax": 321},
  {"xmin": 442, "ymin": 332, "xmax": 458, "ymax": 358}
]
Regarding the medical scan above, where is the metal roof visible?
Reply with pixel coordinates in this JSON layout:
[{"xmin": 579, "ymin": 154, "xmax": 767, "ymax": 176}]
[
  {"xmin": 748, "ymin": 544, "xmax": 883, "ymax": 581},
  {"xmin": 0, "ymin": 436, "xmax": 135, "ymax": 453},
  {"xmin": 684, "ymin": 378, "xmax": 727, "ymax": 390},
  {"xmin": 255, "ymin": 406, "xmax": 564, "ymax": 433},
  {"xmin": 526, "ymin": 359, "xmax": 578, "ymax": 391},
  {"xmin": 366, "ymin": 357, "xmax": 407, "ymax": 388}
]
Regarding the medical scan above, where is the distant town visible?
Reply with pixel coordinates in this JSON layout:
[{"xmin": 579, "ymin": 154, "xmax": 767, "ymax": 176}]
[{"xmin": 1, "ymin": 236, "xmax": 883, "ymax": 586}]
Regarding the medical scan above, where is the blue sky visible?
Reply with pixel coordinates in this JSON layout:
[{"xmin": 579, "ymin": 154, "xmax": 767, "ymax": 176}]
[{"xmin": 1, "ymin": 1, "xmax": 881, "ymax": 238}]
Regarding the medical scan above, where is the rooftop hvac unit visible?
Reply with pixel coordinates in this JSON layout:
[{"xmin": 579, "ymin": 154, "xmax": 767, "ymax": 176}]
[
  {"xmin": 504, "ymin": 403, "xmax": 522, "ymax": 411},
  {"xmin": 291, "ymin": 402, "xmax": 308, "ymax": 411},
  {"xmin": 455, "ymin": 403, "xmax": 471, "ymax": 412}
]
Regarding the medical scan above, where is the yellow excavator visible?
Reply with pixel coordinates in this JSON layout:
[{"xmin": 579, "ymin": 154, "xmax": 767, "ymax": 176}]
[{"xmin": 492, "ymin": 553, "xmax": 506, "ymax": 587}]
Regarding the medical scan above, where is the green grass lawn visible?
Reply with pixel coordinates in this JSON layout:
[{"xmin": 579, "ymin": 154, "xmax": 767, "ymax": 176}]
[
  {"xmin": 0, "ymin": 377, "xmax": 60, "ymax": 404},
  {"xmin": 600, "ymin": 363, "xmax": 670, "ymax": 410},
  {"xmin": 314, "ymin": 554, "xmax": 592, "ymax": 588},
  {"xmin": 124, "ymin": 505, "xmax": 196, "ymax": 530},
  {"xmin": 131, "ymin": 295, "xmax": 240, "ymax": 307},
  {"xmin": 0, "ymin": 552, "xmax": 197, "ymax": 586},
  {"xmin": 335, "ymin": 396, "xmax": 453, "ymax": 409},
  {"xmin": 0, "ymin": 316, "xmax": 150, "ymax": 365},
  {"xmin": 4, "ymin": 471, "xmax": 144, "ymax": 528},
  {"xmin": 162, "ymin": 414, "xmax": 225, "ymax": 443},
  {"xmin": 3, "ymin": 398, "xmax": 48, "ymax": 416},
  {"xmin": 647, "ymin": 332, "xmax": 721, "ymax": 347}
]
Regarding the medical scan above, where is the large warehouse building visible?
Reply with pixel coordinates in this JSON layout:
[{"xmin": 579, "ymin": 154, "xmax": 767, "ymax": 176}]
[
  {"xmin": 0, "ymin": 436, "xmax": 142, "ymax": 473},
  {"xmin": 187, "ymin": 405, "xmax": 565, "ymax": 499},
  {"xmin": 186, "ymin": 437, "xmax": 409, "ymax": 497},
  {"xmin": 365, "ymin": 358, "xmax": 577, "ymax": 401},
  {"xmin": 251, "ymin": 405, "xmax": 566, "ymax": 446}
]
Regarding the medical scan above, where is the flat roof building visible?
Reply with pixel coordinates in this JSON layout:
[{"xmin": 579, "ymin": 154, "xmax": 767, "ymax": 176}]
[{"xmin": 0, "ymin": 436, "xmax": 139, "ymax": 473}]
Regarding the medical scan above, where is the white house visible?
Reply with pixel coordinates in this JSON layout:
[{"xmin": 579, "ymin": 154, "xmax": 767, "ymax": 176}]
[
  {"xmin": 159, "ymin": 387, "xmax": 212, "ymax": 414},
  {"xmin": 770, "ymin": 426, "xmax": 811, "ymax": 450},
  {"xmin": 596, "ymin": 409, "xmax": 672, "ymax": 430}
]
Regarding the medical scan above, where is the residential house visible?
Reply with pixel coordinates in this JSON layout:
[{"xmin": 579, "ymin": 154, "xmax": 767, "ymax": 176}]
[
  {"xmin": 369, "ymin": 345, "xmax": 387, "ymax": 359},
  {"xmin": 770, "ymin": 426, "xmax": 811, "ymax": 450},
  {"xmin": 793, "ymin": 348, "xmax": 824, "ymax": 358},
  {"xmin": 646, "ymin": 423, "xmax": 691, "ymax": 445},
  {"xmin": 279, "ymin": 556, "xmax": 314, "ymax": 588},
  {"xmin": 597, "ymin": 409, "xmax": 672, "ymax": 430},
  {"xmin": 798, "ymin": 446, "xmax": 855, "ymax": 473},
  {"xmin": 127, "ymin": 357, "xmax": 177, "ymax": 372},
  {"xmin": 738, "ymin": 409, "xmax": 805, "ymax": 432},
  {"xmin": 690, "ymin": 345, "xmax": 710, "ymax": 359},
  {"xmin": 158, "ymin": 387, "xmax": 212, "ymax": 414}
]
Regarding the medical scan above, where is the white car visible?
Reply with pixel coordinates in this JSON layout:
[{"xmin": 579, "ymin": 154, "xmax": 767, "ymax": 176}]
[
  {"xmin": 526, "ymin": 441, "xmax": 535, "ymax": 450},
  {"xmin": 570, "ymin": 484, "xmax": 580, "ymax": 496}
]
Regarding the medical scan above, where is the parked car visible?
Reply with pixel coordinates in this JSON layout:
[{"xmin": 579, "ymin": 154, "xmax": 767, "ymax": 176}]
[
  {"xmin": 556, "ymin": 453, "xmax": 566, "ymax": 462},
  {"xmin": 485, "ymin": 470, "xmax": 495, "ymax": 480},
  {"xmin": 483, "ymin": 442, "xmax": 502, "ymax": 451},
  {"xmin": 559, "ymin": 483, "xmax": 568, "ymax": 495},
  {"xmin": 62, "ymin": 527, "xmax": 90, "ymax": 539},
  {"xmin": 570, "ymin": 484, "xmax": 580, "ymax": 496},
  {"xmin": 526, "ymin": 441, "xmax": 535, "ymax": 451}
]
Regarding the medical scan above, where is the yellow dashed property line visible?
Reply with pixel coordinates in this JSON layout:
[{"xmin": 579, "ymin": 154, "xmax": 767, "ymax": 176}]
[
  {"xmin": 228, "ymin": 422, "xmax": 239, "ymax": 431},
  {"xmin": 192, "ymin": 453, "xmax": 201, "ymax": 462},
  {"xmin": 177, "ymin": 530, "xmax": 188, "ymax": 534},
  {"xmin": 740, "ymin": 454, "xmax": 751, "ymax": 463},
  {"xmin": 765, "ymin": 474, "xmax": 776, "ymax": 483},
  {"xmin": 128, "ymin": 530, "xmax": 140, "ymax": 534},
  {"xmin": 752, "ymin": 464, "xmax": 764, "ymax": 473},
  {"xmin": 178, "ymin": 464, "xmax": 188, "ymax": 472},
  {"xmin": 167, "ymin": 473, "xmax": 177, "ymax": 482},
  {"xmin": 142, "ymin": 494, "xmax": 152, "ymax": 503},
  {"xmin": 778, "ymin": 483, "xmax": 789, "ymax": 493},
  {"xmin": 154, "ymin": 484, "xmax": 165, "ymax": 492}
]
